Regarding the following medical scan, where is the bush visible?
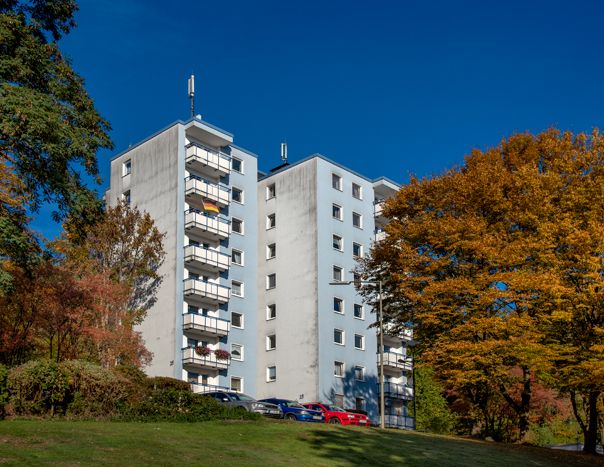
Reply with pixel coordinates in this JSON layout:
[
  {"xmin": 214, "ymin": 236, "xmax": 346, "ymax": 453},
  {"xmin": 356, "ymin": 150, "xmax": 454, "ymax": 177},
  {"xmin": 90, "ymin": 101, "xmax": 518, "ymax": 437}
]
[{"xmin": 0, "ymin": 364, "xmax": 8, "ymax": 418}]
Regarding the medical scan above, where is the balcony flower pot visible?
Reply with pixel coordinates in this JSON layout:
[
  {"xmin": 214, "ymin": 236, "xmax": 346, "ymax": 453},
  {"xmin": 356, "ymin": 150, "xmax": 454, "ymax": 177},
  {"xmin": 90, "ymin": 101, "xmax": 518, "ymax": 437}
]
[
  {"xmin": 195, "ymin": 346, "xmax": 212, "ymax": 357},
  {"xmin": 214, "ymin": 349, "xmax": 230, "ymax": 360}
]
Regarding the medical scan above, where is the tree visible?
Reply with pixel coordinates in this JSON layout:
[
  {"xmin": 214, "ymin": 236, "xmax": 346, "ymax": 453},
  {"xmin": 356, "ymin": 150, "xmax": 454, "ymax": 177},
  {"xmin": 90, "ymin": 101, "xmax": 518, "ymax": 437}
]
[
  {"xmin": 411, "ymin": 366, "xmax": 456, "ymax": 434},
  {"xmin": 361, "ymin": 129, "xmax": 604, "ymax": 452}
]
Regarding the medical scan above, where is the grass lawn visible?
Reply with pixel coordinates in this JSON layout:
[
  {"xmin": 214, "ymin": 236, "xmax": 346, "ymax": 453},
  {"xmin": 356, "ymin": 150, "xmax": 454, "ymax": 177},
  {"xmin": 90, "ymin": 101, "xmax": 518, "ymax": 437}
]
[{"xmin": 0, "ymin": 419, "xmax": 601, "ymax": 466}]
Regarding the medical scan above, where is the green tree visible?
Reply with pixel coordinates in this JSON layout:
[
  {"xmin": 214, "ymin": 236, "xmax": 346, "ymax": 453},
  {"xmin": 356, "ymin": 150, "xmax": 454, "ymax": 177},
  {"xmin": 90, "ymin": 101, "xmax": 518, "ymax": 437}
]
[{"xmin": 411, "ymin": 366, "xmax": 456, "ymax": 434}]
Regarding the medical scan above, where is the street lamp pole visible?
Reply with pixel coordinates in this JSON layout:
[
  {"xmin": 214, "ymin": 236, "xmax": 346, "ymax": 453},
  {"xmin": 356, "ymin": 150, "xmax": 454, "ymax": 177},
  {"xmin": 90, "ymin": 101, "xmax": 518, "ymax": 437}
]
[{"xmin": 330, "ymin": 279, "xmax": 386, "ymax": 429}]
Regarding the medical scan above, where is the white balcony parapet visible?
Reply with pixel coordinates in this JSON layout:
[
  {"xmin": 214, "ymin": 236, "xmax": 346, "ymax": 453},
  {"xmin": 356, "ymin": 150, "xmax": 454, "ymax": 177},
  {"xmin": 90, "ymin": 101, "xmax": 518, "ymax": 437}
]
[
  {"xmin": 184, "ymin": 279, "xmax": 230, "ymax": 304},
  {"xmin": 182, "ymin": 347, "xmax": 230, "ymax": 370},
  {"xmin": 185, "ymin": 176, "xmax": 230, "ymax": 207},
  {"xmin": 381, "ymin": 352, "xmax": 413, "ymax": 371},
  {"xmin": 383, "ymin": 322, "xmax": 413, "ymax": 341},
  {"xmin": 185, "ymin": 210, "xmax": 230, "ymax": 241},
  {"xmin": 183, "ymin": 313, "xmax": 231, "ymax": 338},
  {"xmin": 374, "ymin": 200, "xmax": 385, "ymax": 217},
  {"xmin": 185, "ymin": 143, "xmax": 231, "ymax": 177},
  {"xmin": 184, "ymin": 245, "xmax": 230, "ymax": 272},
  {"xmin": 375, "ymin": 230, "xmax": 387, "ymax": 242},
  {"xmin": 190, "ymin": 382, "xmax": 231, "ymax": 394}
]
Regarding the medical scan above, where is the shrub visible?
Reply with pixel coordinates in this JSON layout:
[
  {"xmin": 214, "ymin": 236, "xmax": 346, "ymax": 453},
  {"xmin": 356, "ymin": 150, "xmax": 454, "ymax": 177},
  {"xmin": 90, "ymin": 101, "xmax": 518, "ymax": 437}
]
[
  {"xmin": 0, "ymin": 364, "xmax": 8, "ymax": 418},
  {"xmin": 145, "ymin": 376, "xmax": 191, "ymax": 392}
]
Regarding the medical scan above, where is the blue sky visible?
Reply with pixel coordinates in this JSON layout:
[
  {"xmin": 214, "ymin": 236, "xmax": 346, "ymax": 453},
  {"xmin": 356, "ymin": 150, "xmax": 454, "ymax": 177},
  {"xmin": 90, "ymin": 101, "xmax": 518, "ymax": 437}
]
[{"xmin": 33, "ymin": 0, "xmax": 604, "ymax": 236}]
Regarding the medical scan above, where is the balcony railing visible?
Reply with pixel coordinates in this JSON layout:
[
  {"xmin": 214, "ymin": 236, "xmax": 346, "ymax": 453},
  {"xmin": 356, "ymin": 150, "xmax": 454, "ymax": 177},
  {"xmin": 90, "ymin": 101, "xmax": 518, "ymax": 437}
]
[
  {"xmin": 184, "ymin": 245, "xmax": 230, "ymax": 273},
  {"xmin": 185, "ymin": 176, "xmax": 230, "ymax": 207},
  {"xmin": 375, "ymin": 230, "xmax": 386, "ymax": 242},
  {"xmin": 185, "ymin": 143, "xmax": 231, "ymax": 177},
  {"xmin": 182, "ymin": 347, "xmax": 230, "ymax": 371},
  {"xmin": 183, "ymin": 313, "xmax": 230, "ymax": 338},
  {"xmin": 379, "ymin": 382, "xmax": 414, "ymax": 400},
  {"xmin": 184, "ymin": 279, "xmax": 230, "ymax": 305},
  {"xmin": 185, "ymin": 210, "xmax": 230, "ymax": 241},
  {"xmin": 383, "ymin": 414, "xmax": 415, "ymax": 430},
  {"xmin": 380, "ymin": 352, "xmax": 413, "ymax": 372},
  {"xmin": 190, "ymin": 382, "xmax": 232, "ymax": 394},
  {"xmin": 383, "ymin": 323, "xmax": 414, "ymax": 342}
]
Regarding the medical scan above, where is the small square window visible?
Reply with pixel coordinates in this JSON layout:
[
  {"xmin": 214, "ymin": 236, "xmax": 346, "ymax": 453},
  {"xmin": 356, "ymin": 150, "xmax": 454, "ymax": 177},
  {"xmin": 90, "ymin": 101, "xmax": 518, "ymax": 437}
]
[
  {"xmin": 353, "ymin": 273, "xmax": 362, "ymax": 286},
  {"xmin": 232, "ymin": 187, "xmax": 243, "ymax": 204},
  {"xmin": 352, "ymin": 212, "xmax": 362, "ymax": 228},
  {"xmin": 332, "ymin": 204, "xmax": 342, "ymax": 220},
  {"xmin": 267, "ymin": 304, "xmax": 276, "ymax": 320},
  {"xmin": 355, "ymin": 397, "xmax": 366, "ymax": 411},
  {"xmin": 232, "ymin": 249, "xmax": 243, "ymax": 266},
  {"xmin": 231, "ymin": 377, "xmax": 242, "ymax": 392},
  {"xmin": 334, "ymin": 328, "xmax": 344, "ymax": 345},
  {"xmin": 354, "ymin": 304, "xmax": 364, "ymax": 319},
  {"xmin": 266, "ymin": 183, "xmax": 276, "ymax": 199},
  {"xmin": 354, "ymin": 334, "xmax": 365, "ymax": 350},
  {"xmin": 333, "ymin": 266, "xmax": 343, "ymax": 282},
  {"xmin": 232, "ymin": 280, "xmax": 244, "ymax": 297},
  {"xmin": 267, "ymin": 213, "xmax": 276, "ymax": 229},
  {"xmin": 266, "ymin": 243, "xmax": 276, "ymax": 259},
  {"xmin": 354, "ymin": 366, "xmax": 365, "ymax": 381},
  {"xmin": 266, "ymin": 334, "xmax": 276, "ymax": 350},
  {"xmin": 122, "ymin": 190, "xmax": 131, "ymax": 205},
  {"xmin": 231, "ymin": 312, "xmax": 243, "ymax": 328},
  {"xmin": 266, "ymin": 273, "xmax": 276, "ymax": 289},
  {"xmin": 232, "ymin": 157, "xmax": 243, "ymax": 173},
  {"xmin": 267, "ymin": 366, "xmax": 276, "ymax": 382},
  {"xmin": 352, "ymin": 183, "xmax": 362, "ymax": 200},
  {"xmin": 332, "ymin": 234, "xmax": 343, "ymax": 251},
  {"xmin": 333, "ymin": 297, "xmax": 344, "ymax": 313},
  {"xmin": 352, "ymin": 242, "xmax": 363, "ymax": 258},
  {"xmin": 332, "ymin": 174, "xmax": 342, "ymax": 191},
  {"xmin": 122, "ymin": 159, "xmax": 131, "ymax": 176},
  {"xmin": 334, "ymin": 361, "xmax": 344, "ymax": 377},
  {"xmin": 231, "ymin": 343, "xmax": 243, "ymax": 361},
  {"xmin": 231, "ymin": 218, "xmax": 244, "ymax": 234}
]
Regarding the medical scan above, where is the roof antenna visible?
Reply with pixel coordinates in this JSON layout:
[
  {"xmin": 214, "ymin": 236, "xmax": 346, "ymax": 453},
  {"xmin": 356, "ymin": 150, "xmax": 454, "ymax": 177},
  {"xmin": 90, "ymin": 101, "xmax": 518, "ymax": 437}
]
[
  {"xmin": 280, "ymin": 142, "xmax": 288, "ymax": 162},
  {"xmin": 188, "ymin": 74, "xmax": 196, "ymax": 119}
]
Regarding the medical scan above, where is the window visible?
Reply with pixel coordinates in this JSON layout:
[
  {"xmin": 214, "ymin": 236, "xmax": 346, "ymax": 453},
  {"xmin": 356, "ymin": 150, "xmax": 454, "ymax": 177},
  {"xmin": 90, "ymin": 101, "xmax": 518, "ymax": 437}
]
[
  {"xmin": 267, "ymin": 366, "xmax": 276, "ymax": 382},
  {"xmin": 352, "ymin": 212, "xmax": 362, "ymax": 228},
  {"xmin": 122, "ymin": 190, "xmax": 131, "ymax": 205},
  {"xmin": 232, "ymin": 187, "xmax": 243, "ymax": 203},
  {"xmin": 332, "ymin": 173, "xmax": 342, "ymax": 191},
  {"xmin": 334, "ymin": 328, "xmax": 344, "ymax": 345},
  {"xmin": 354, "ymin": 334, "xmax": 365, "ymax": 350},
  {"xmin": 354, "ymin": 366, "xmax": 365, "ymax": 381},
  {"xmin": 333, "ymin": 297, "xmax": 344, "ymax": 313},
  {"xmin": 353, "ymin": 273, "xmax": 362, "ymax": 286},
  {"xmin": 332, "ymin": 234, "xmax": 343, "ymax": 251},
  {"xmin": 354, "ymin": 304, "xmax": 364, "ymax": 319},
  {"xmin": 231, "ymin": 249, "xmax": 243, "ymax": 266},
  {"xmin": 334, "ymin": 361, "xmax": 344, "ymax": 377},
  {"xmin": 266, "ymin": 213, "xmax": 276, "ymax": 229},
  {"xmin": 332, "ymin": 204, "xmax": 342, "ymax": 220},
  {"xmin": 266, "ymin": 243, "xmax": 276, "ymax": 259},
  {"xmin": 231, "ymin": 218, "xmax": 244, "ymax": 234},
  {"xmin": 231, "ymin": 377, "xmax": 242, "ymax": 393},
  {"xmin": 352, "ymin": 242, "xmax": 363, "ymax": 258},
  {"xmin": 266, "ymin": 304, "xmax": 276, "ymax": 320},
  {"xmin": 333, "ymin": 266, "xmax": 343, "ymax": 282},
  {"xmin": 266, "ymin": 273, "xmax": 276, "ymax": 289},
  {"xmin": 232, "ymin": 157, "xmax": 243, "ymax": 173},
  {"xmin": 266, "ymin": 334, "xmax": 276, "ymax": 350},
  {"xmin": 231, "ymin": 312, "xmax": 243, "ymax": 329},
  {"xmin": 232, "ymin": 280, "xmax": 243, "ymax": 297},
  {"xmin": 266, "ymin": 183, "xmax": 276, "ymax": 199},
  {"xmin": 352, "ymin": 182, "xmax": 362, "ymax": 200},
  {"xmin": 355, "ymin": 397, "xmax": 366, "ymax": 411},
  {"xmin": 231, "ymin": 343, "xmax": 243, "ymax": 361},
  {"xmin": 122, "ymin": 159, "xmax": 131, "ymax": 176}
]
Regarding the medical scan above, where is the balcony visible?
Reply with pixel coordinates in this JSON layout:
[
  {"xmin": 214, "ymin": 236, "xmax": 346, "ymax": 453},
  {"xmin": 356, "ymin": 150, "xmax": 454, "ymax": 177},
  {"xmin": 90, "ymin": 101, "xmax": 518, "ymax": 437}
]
[
  {"xmin": 182, "ymin": 347, "xmax": 230, "ymax": 371},
  {"xmin": 383, "ymin": 323, "xmax": 414, "ymax": 342},
  {"xmin": 184, "ymin": 279, "xmax": 230, "ymax": 305},
  {"xmin": 375, "ymin": 230, "xmax": 386, "ymax": 242},
  {"xmin": 185, "ymin": 176, "xmax": 230, "ymax": 208},
  {"xmin": 185, "ymin": 143, "xmax": 231, "ymax": 178},
  {"xmin": 375, "ymin": 200, "xmax": 387, "ymax": 227},
  {"xmin": 184, "ymin": 245, "xmax": 230, "ymax": 274},
  {"xmin": 185, "ymin": 210, "xmax": 230, "ymax": 242},
  {"xmin": 190, "ymin": 382, "xmax": 232, "ymax": 394},
  {"xmin": 380, "ymin": 352, "xmax": 413, "ymax": 372},
  {"xmin": 384, "ymin": 414, "xmax": 415, "ymax": 430},
  {"xmin": 183, "ymin": 313, "xmax": 230, "ymax": 339},
  {"xmin": 379, "ymin": 382, "xmax": 414, "ymax": 401}
]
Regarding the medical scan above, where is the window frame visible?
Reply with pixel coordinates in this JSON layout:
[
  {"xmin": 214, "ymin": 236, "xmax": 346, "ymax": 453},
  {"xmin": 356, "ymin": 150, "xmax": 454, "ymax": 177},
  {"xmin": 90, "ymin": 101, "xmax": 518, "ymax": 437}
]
[
  {"xmin": 266, "ymin": 213, "xmax": 276, "ymax": 229},
  {"xmin": 231, "ymin": 157, "xmax": 244, "ymax": 174},
  {"xmin": 266, "ymin": 273, "xmax": 276, "ymax": 290},
  {"xmin": 354, "ymin": 366, "xmax": 365, "ymax": 381},
  {"xmin": 266, "ymin": 243, "xmax": 276, "ymax": 259},
  {"xmin": 231, "ymin": 217, "xmax": 244, "ymax": 235},
  {"xmin": 231, "ymin": 280, "xmax": 244, "ymax": 297},
  {"xmin": 231, "ymin": 186, "xmax": 244, "ymax": 204},
  {"xmin": 332, "ymin": 234, "xmax": 343, "ymax": 251},
  {"xmin": 266, "ymin": 304, "xmax": 276, "ymax": 320},
  {"xmin": 352, "ymin": 182, "xmax": 362, "ymax": 200},
  {"xmin": 333, "ymin": 297, "xmax": 344, "ymax": 314},
  {"xmin": 267, "ymin": 365, "xmax": 277, "ymax": 382},
  {"xmin": 334, "ymin": 361, "xmax": 344, "ymax": 377},
  {"xmin": 333, "ymin": 265, "xmax": 343, "ymax": 282},
  {"xmin": 266, "ymin": 183, "xmax": 276, "ymax": 200},
  {"xmin": 266, "ymin": 334, "xmax": 276, "ymax": 351},
  {"xmin": 230, "ymin": 376, "xmax": 243, "ymax": 393},
  {"xmin": 122, "ymin": 159, "xmax": 131, "ymax": 177},
  {"xmin": 332, "ymin": 173, "xmax": 342, "ymax": 191},
  {"xmin": 352, "ymin": 242, "xmax": 363, "ymax": 258},
  {"xmin": 353, "ymin": 303, "xmax": 364, "ymax": 320},
  {"xmin": 354, "ymin": 334, "xmax": 365, "ymax": 350},
  {"xmin": 332, "ymin": 203, "xmax": 342, "ymax": 221},
  {"xmin": 231, "ymin": 312, "xmax": 244, "ymax": 329},
  {"xmin": 231, "ymin": 249, "xmax": 244, "ymax": 266},
  {"xmin": 352, "ymin": 211, "xmax": 363, "ymax": 229},
  {"xmin": 231, "ymin": 343, "xmax": 244, "ymax": 361},
  {"xmin": 334, "ymin": 328, "xmax": 345, "ymax": 345}
]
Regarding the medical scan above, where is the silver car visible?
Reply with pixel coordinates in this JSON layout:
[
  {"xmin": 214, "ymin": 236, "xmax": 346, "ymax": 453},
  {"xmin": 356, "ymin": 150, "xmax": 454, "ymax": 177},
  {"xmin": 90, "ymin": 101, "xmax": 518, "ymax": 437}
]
[{"xmin": 205, "ymin": 391, "xmax": 282, "ymax": 418}]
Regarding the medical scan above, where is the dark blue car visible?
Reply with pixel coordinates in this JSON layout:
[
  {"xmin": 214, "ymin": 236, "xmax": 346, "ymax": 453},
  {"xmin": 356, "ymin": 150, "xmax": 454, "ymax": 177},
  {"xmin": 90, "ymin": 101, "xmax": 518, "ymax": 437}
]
[{"xmin": 259, "ymin": 398, "xmax": 324, "ymax": 422}]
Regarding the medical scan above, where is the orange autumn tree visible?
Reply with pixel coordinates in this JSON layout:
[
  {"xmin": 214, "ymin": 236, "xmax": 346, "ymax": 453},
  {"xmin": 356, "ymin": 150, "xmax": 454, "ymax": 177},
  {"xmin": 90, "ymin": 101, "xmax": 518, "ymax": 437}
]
[{"xmin": 360, "ymin": 129, "xmax": 604, "ymax": 451}]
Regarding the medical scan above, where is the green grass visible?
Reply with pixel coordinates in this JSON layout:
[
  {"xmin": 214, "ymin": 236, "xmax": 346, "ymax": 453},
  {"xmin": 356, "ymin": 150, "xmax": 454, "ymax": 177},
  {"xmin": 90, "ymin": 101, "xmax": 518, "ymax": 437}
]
[{"xmin": 0, "ymin": 419, "xmax": 601, "ymax": 466}]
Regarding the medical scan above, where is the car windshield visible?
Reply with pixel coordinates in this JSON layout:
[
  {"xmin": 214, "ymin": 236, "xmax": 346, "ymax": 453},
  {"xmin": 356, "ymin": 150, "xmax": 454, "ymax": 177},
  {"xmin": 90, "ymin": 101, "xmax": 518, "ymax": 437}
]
[
  {"xmin": 231, "ymin": 393, "xmax": 255, "ymax": 402},
  {"xmin": 324, "ymin": 405, "xmax": 345, "ymax": 412},
  {"xmin": 284, "ymin": 402, "xmax": 305, "ymax": 408}
]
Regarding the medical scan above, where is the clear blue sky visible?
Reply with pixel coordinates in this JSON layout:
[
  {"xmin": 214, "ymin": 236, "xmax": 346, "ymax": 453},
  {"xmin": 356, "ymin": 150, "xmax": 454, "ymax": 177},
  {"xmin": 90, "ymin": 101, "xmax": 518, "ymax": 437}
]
[{"xmin": 33, "ymin": 0, "xmax": 604, "ymax": 236}]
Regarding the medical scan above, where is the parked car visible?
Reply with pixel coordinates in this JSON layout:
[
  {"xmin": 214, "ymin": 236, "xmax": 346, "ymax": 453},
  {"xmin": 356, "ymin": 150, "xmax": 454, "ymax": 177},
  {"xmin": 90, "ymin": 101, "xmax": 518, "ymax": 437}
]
[
  {"xmin": 204, "ymin": 391, "xmax": 282, "ymax": 418},
  {"xmin": 302, "ymin": 402, "xmax": 355, "ymax": 425},
  {"xmin": 259, "ymin": 398, "xmax": 324, "ymax": 422},
  {"xmin": 346, "ymin": 409, "xmax": 370, "ymax": 427}
]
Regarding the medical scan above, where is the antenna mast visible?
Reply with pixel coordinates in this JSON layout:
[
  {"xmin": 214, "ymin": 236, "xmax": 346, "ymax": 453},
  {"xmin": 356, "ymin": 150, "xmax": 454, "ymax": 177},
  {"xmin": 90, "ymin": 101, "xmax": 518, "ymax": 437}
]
[
  {"xmin": 188, "ymin": 74, "xmax": 195, "ymax": 118},
  {"xmin": 280, "ymin": 142, "xmax": 288, "ymax": 162}
]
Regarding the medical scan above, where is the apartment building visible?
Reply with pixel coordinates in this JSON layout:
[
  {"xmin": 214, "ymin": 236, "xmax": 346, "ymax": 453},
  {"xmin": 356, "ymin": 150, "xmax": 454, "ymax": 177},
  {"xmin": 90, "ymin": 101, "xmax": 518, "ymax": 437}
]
[{"xmin": 107, "ymin": 117, "xmax": 414, "ymax": 428}]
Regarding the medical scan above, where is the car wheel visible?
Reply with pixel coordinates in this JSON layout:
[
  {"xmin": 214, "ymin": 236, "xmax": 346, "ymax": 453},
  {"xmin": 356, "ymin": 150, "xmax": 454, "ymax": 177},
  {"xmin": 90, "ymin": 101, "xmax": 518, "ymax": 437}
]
[
  {"xmin": 285, "ymin": 413, "xmax": 296, "ymax": 421},
  {"xmin": 329, "ymin": 418, "xmax": 341, "ymax": 424}
]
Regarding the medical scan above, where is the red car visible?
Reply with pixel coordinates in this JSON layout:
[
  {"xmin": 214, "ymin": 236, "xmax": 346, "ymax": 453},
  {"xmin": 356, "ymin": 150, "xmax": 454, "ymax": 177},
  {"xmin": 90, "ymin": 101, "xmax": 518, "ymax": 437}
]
[
  {"xmin": 303, "ymin": 402, "xmax": 355, "ymax": 425},
  {"xmin": 346, "ymin": 410, "xmax": 370, "ymax": 427}
]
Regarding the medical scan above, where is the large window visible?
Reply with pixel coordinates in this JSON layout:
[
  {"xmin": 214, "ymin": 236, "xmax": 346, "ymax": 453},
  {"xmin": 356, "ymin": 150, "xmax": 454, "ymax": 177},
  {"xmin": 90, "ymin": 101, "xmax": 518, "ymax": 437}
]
[
  {"xmin": 352, "ymin": 182, "xmax": 362, "ymax": 200},
  {"xmin": 231, "ymin": 218, "xmax": 244, "ymax": 234},
  {"xmin": 352, "ymin": 212, "xmax": 362, "ymax": 228},
  {"xmin": 334, "ymin": 361, "xmax": 344, "ymax": 377},
  {"xmin": 266, "ymin": 273, "xmax": 276, "ymax": 289},
  {"xmin": 266, "ymin": 304, "xmax": 276, "ymax": 320},
  {"xmin": 332, "ymin": 234, "xmax": 343, "ymax": 251},
  {"xmin": 334, "ymin": 328, "xmax": 344, "ymax": 345},
  {"xmin": 267, "ymin": 366, "xmax": 276, "ymax": 382},
  {"xmin": 232, "ymin": 280, "xmax": 244, "ymax": 297},
  {"xmin": 332, "ymin": 204, "xmax": 342, "ymax": 220},
  {"xmin": 332, "ymin": 173, "xmax": 342, "ymax": 191},
  {"xmin": 266, "ymin": 334, "xmax": 276, "ymax": 350}
]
